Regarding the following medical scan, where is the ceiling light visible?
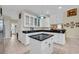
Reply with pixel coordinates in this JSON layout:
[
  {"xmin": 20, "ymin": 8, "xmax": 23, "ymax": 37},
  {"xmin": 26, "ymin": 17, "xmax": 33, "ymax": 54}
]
[
  {"xmin": 46, "ymin": 11, "xmax": 49, "ymax": 14},
  {"xmin": 58, "ymin": 6, "xmax": 62, "ymax": 9}
]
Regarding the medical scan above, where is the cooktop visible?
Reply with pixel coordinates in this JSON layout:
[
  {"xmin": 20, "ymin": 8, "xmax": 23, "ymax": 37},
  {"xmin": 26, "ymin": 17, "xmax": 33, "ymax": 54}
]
[{"xmin": 29, "ymin": 33, "xmax": 53, "ymax": 41}]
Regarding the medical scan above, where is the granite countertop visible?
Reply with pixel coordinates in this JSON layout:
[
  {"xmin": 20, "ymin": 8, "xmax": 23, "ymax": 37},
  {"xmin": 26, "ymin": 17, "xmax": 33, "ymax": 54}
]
[
  {"xmin": 29, "ymin": 33, "xmax": 54, "ymax": 41},
  {"xmin": 22, "ymin": 29, "xmax": 66, "ymax": 34}
]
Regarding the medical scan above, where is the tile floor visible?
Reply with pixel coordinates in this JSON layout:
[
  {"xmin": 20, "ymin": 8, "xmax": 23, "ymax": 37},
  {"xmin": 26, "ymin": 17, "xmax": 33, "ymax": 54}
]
[
  {"xmin": 4, "ymin": 34, "xmax": 30, "ymax": 54},
  {"xmin": 0, "ymin": 39, "xmax": 4, "ymax": 54},
  {"xmin": 0, "ymin": 34, "xmax": 79, "ymax": 54},
  {"xmin": 53, "ymin": 38, "xmax": 79, "ymax": 54},
  {"xmin": 0, "ymin": 33, "xmax": 4, "ymax": 54}
]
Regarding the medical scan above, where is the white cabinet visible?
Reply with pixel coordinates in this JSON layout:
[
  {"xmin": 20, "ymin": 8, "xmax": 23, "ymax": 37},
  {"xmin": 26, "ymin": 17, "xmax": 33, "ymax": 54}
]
[
  {"xmin": 24, "ymin": 15, "xmax": 29, "ymax": 27},
  {"xmin": 29, "ymin": 17, "xmax": 34, "ymax": 27},
  {"xmin": 30, "ymin": 36, "xmax": 53, "ymax": 54},
  {"xmin": 41, "ymin": 37, "xmax": 53, "ymax": 54},
  {"xmin": 57, "ymin": 33, "xmax": 65, "ymax": 45},
  {"xmin": 34, "ymin": 18, "xmax": 40, "ymax": 27},
  {"xmin": 22, "ymin": 12, "xmax": 50, "ymax": 27},
  {"xmin": 53, "ymin": 33, "xmax": 65, "ymax": 45},
  {"xmin": 40, "ymin": 17, "xmax": 50, "ymax": 27},
  {"xmin": 23, "ymin": 12, "xmax": 38, "ymax": 27}
]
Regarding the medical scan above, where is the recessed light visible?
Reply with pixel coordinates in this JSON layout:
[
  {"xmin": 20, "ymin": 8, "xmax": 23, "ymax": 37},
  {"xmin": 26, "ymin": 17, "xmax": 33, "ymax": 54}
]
[
  {"xmin": 46, "ymin": 11, "xmax": 49, "ymax": 14},
  {"xmin": 58, "ymin": 6, "xmax": 62, "ymax": 9}
]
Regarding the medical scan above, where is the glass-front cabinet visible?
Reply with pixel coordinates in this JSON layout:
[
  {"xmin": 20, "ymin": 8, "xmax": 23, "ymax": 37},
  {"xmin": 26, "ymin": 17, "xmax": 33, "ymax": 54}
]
[
  {"xmin": 34, "ymin": 18, "xmax": 40, "ymax": 27},
  {"xmin": 23, "ymin": 12, "xmax": 50, "ymax": 27},
  {"xmin": 24, "ymin": 13, "xmax": 40, "ymax": 27},
  {"xmin": 30, "ymin": 17, "xmax": 34, "ymax": 27},
  {"xmin": 25, "ymin": 16, "xmax": 29, "ymax": 26}
]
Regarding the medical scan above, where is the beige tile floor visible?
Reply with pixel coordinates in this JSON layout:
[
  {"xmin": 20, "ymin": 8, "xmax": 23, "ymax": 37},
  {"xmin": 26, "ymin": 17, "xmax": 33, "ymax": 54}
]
[
  {"xmin": 0, "ymin": 34, "xmax": 79, "ymax": 54},
  {"xmin": 4, "ymin": 34, "xmax": 30, "ymax": 54},
  {"xmin": 53, "ymin": 38, "xmax": 79, "ymax": 54},
  {"xmin": 0, "ymin": 39, "xmax": 4, "ymax": 54}
]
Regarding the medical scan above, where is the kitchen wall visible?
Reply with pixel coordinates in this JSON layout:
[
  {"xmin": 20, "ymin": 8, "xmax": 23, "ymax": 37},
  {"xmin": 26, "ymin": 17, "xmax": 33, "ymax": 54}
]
[
  {"xmin": 3, "ymin": 16, "xmax": 11, "ymax": 39},
  {"xmin": 63, "ymin": 8, "xmax": 79, "ymax": 38},
  {"xmin": 50, "ymin": 14, "xmax": 63, "ymax": 24}
]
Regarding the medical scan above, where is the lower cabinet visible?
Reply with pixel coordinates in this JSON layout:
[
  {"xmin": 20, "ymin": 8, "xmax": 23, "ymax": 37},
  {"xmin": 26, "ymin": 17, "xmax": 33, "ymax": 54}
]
[
  {"xmin": 25, "ymin": 35, "xmax": 30, "ymax": 45},
  {"xmin": 53, "ymin": 33, "xmax": 65, "ymax": 45},
  {"xmin": 41, "ymin": 37, "xmax": 53, "ymax": 54},
  {"xmin": 30, "ymin": 37, "xmax": 53, "ymax": 54},
  {"xmin": 18, "ymin": 32, "xmax": 26, "ymax": 45}
]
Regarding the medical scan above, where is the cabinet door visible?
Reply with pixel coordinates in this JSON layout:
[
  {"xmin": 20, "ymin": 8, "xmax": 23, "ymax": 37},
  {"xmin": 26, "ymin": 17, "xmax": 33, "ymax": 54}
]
[
  {"xmin": 40, "ymin": 19, "xmax": 44, "ymax": 27},
  {"xmin": 24, "ymin": 15, "xmax": 30, "ymax": 27},
  {"xmin": 53, "ymin": 33, "xmax": 65, "ymax": 45},
  {"xmin": 34, "ymin": 18, "xmax": 37, "ymax": 26},
  {"xmin": 41, "ymin": 38, "xmax": 53, "ymax": 54},
  {"xmin": 49, "ymin": 37, "xmax": 53, "ymax": 53},
  {"xmin": 30, "ymin": 17, "xmax": 34, "ymax": 27},
  {"xmin": 44, "ymin": 17, "xmax": 50, "ymax": 27},
  {"xmin": 41, "ymin": 41, "xmax": 50, "ymax": 54},
  {"xmin": 53, "ymin": 33, "xmax": 58, "ymax": 43},
  {"xmin": 25, "ymin": 35, "xmax": 30, "ymax": 45},
  {"xmin": 34, "ymin": 18, "xmax": 39, "ymax": 27},
  {"xmin": 57, "ymin": 34, "xmax": 65, "ymax": 45},
  {"xmin": 40, "ymin": 17, "xmax": 50, "ymax": 27}
]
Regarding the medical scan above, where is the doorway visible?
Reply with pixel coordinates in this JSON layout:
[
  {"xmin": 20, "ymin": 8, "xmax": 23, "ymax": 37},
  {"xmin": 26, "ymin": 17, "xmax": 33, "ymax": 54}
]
[{"xmin": 0, "ymin": 19, "xmax": 4, "ymax": 53}]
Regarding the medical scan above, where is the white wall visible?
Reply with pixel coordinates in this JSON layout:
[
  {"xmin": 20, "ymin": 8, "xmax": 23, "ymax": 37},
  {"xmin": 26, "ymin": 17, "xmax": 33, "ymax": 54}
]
[
  {"xmin": 63, "ymin": 8, "xmax": 79, "ymax": 38},
  {"xmin": 4, "ymin": 16, "xmax": 11, "ymax": 39}
]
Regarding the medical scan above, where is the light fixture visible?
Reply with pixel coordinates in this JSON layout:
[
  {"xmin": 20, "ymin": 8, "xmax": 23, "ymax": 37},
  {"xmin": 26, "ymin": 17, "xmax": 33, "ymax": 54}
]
[
  {"xmin": 46, "ymin": 11, "xmax": 49, "ymax": 14},
  {"xmin": 58, "ymin": 6, "xmax": 62, "ymax": 9},
  {"xmin": 41, "ymin": 16, "xmax": 44, "ymax": 19}
]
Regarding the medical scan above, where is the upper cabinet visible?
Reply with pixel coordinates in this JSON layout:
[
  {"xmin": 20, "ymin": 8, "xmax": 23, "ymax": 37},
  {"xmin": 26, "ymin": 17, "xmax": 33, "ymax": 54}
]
[
  {"xmin": 40, "ymin": 17, "xmax": 50, "ymax": 27},
  {"xmin": 20, "ymin": 11, "xmax": 50, "ymax": 27},
  {"xmin": 23, "ymin": 12, "xmax": 39, "ymax": 27}
]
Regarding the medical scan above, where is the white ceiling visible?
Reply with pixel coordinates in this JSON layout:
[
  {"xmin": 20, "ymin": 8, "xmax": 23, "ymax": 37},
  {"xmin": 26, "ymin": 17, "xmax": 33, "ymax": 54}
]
[{"xmin": 1, "ymin": 5, "xmax": 79, "ymax": 20}]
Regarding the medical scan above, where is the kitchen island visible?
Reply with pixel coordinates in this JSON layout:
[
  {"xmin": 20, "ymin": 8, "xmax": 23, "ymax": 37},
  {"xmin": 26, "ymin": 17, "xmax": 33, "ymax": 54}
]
[
  {"xmin": 19, "ymin": 29, "xmax": 66, "ymax": 54},
  {"xmin": 29, "ymin": 33, "xmax": 54, "ymax": 54},
  {"xmin": 22, "ymin": 29, "xmax": 66, "ymax": 45}
]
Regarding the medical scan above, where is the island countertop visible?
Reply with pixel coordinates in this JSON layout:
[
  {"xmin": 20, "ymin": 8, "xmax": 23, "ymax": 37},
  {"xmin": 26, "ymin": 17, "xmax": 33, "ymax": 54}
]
[{"xmin": 22, "ymin": 29, "xmax": 66, "ymax": 34}]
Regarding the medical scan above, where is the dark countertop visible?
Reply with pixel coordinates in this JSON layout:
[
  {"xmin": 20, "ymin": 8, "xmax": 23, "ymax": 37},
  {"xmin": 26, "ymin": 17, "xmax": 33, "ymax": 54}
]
[
  {"xmin": 29, "ymin": 33, "xmax": 54, "ymax": 41},
  {"xmin": 22, "ymin": 29, "xmax": 66, "ymax": 34}
]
